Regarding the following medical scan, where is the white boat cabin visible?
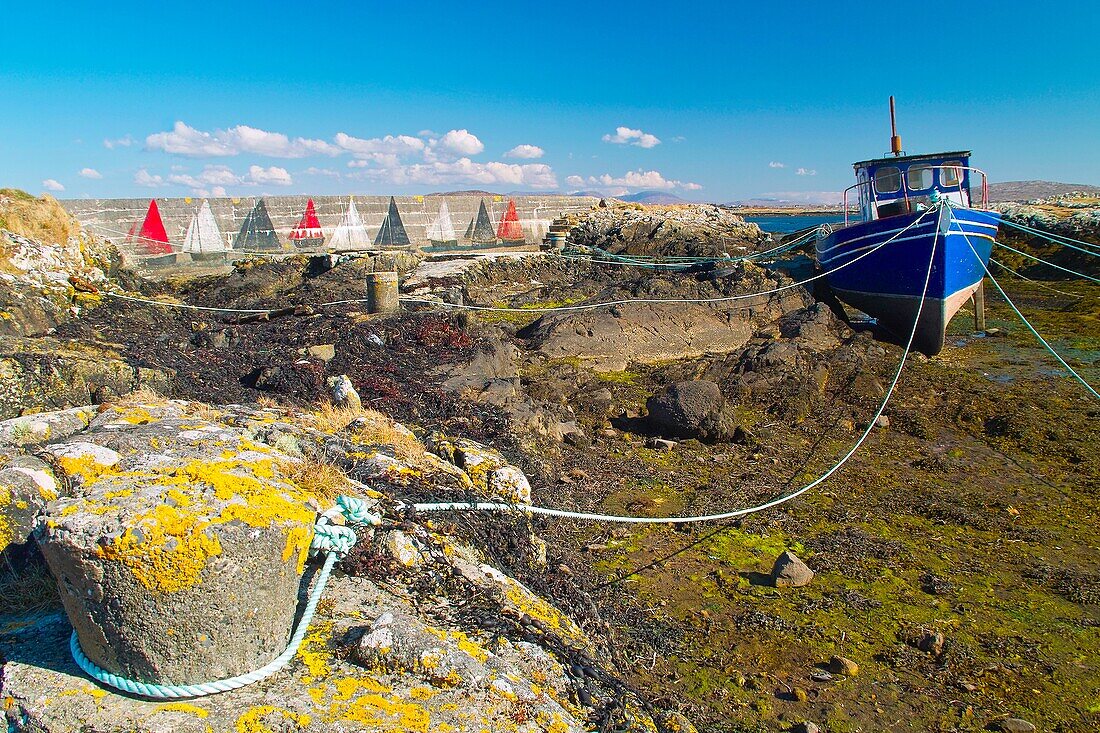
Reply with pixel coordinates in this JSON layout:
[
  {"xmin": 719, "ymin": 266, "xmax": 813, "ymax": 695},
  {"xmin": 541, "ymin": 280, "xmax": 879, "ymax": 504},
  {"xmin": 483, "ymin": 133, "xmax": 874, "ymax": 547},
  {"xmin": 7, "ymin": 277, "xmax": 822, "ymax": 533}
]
[{"xmin": 849, "ymin": 151, "xmax": 987, "ymax": 222}]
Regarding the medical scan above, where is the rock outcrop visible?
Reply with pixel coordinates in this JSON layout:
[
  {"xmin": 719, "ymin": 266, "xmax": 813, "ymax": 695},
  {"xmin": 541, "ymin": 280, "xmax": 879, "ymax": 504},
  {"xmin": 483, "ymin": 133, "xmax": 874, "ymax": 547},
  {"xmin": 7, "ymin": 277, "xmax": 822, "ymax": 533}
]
[
  {"xmin": 1, "ymin": 398, "xmax": 679, "ymax": 732},
  {"xmin": 994, "ymin": 193, "xmax": 1100, "ymax": 277},
  {"xmin": 519, "ymin": 263, "xmax": 809, "ymax": 371},
  {"xmin": 567, "ymin": 203, "xmax": 766, "ymax": 257},
  {"xmin": 0, "ymin": 190, "xmax": 123, "ymax": 338}
]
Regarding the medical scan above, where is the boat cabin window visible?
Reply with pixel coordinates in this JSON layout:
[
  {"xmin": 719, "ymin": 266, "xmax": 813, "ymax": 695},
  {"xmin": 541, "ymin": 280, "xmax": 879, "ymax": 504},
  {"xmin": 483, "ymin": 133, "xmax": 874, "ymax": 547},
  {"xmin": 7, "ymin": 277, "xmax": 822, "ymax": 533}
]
[
  {"xmin": 907, "ymin": 165, "xmax": 932, "ymax": 191},
  {"xmin": 874, "ymin": 166, "xmax": 901, "ymax": 194},
  {"xmin": 939, "ymin": 160, "xmax": 964, "ymax": 188}
]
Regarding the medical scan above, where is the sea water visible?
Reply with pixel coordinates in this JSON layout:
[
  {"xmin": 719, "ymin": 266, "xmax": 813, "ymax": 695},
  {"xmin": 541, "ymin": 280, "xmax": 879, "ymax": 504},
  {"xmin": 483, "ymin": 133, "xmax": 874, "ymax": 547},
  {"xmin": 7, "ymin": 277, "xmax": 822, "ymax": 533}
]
[{"xmin": 743, "ymin": 213, "xmax": 848, "ymax": 234}]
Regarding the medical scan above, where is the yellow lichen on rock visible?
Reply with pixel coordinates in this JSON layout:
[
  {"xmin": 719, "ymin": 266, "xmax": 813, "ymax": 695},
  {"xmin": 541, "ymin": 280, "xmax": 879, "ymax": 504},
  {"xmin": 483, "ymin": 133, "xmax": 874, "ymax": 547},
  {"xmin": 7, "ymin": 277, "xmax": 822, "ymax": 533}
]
[
  {"xmin": 96, "ymin": 503, "xmax": 223, "ymax": 593},
  {"xmin": 234, "ymin": 705, "xmax": 311, "ymax": 733},
  {"xmin": 87, "ymin": 458, "xmax": 315, "ymax": 593},
  {"xmin": 297, "ymin": 618, "xmax": 334, "ymax": 681},
  {"xmin": 154, "ymin": 702, "xmax": 210, "ymax": 719},
  {"xmin": 334, "ymin": 692, "xmax": 431, "ymax": 732},
  {"xmin": 55, "ymin": 454, "xmax": 115, "ymax": 485},
  {"xmin": 0, "ymin": 486, "xmax": 11, "ymax": 552}
]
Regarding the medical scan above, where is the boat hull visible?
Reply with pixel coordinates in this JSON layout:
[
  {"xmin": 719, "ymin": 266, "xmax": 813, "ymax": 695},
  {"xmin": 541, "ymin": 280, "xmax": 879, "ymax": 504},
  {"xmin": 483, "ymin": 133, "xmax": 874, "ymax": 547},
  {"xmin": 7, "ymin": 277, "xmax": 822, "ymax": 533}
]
[{"xmin": 816, "ymin": 206, "xmax": 1000, "ymax": 356}]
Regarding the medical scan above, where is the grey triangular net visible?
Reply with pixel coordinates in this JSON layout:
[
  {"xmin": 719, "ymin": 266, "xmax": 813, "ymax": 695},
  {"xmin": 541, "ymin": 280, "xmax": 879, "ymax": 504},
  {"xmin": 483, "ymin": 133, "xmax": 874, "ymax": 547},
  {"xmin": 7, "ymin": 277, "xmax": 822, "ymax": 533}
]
[
  {"xmin": 466, "ymin": 199, "xmax": 497, "ymax": 243},
  {"xmin": 235, "ymin": 199, "xmax": 281, "ymax": 250},
  {"xmin": 374, "ymin": 197, "xmax": 411, "ymax": 247}
]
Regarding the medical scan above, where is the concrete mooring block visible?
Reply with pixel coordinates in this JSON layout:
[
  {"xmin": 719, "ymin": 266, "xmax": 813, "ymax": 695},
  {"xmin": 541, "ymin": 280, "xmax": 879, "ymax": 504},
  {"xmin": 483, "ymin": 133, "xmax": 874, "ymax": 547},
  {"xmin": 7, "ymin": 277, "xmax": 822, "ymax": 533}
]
[
  {"xmin": 366, "ymin": 270, "xmax": 400, "ymax": 314},
  {"xmin": 37, "ymin": 460, "xmax": 316, "ymax": 685}
]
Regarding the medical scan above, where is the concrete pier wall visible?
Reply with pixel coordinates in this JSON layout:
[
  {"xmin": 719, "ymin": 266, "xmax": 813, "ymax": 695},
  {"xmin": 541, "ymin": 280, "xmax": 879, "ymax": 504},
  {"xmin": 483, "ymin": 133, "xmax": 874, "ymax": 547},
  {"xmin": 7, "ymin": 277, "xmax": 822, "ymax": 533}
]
[{"xmin": 62, "ymin": 194, "xmax": 597, "ymax": 253}]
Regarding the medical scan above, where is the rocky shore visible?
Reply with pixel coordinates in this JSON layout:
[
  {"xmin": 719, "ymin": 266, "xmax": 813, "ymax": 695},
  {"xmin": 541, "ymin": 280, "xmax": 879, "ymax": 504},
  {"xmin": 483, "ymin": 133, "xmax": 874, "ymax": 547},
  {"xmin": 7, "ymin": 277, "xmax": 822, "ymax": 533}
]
[{"xmin": 2, "ymin": 191, "xmax": 1098, "ymax": 732}]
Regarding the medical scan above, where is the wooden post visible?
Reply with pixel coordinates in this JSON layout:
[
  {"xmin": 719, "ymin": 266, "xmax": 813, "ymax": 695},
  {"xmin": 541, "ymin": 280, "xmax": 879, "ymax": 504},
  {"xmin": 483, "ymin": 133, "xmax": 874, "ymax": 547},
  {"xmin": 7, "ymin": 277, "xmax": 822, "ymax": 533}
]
[
  {"xmin": 366, "ymin": 271, "xmax": 399, "ymax": 314},
  {"xmin": 973, "ymin": 280, "xmax": 986, "ymax": 331}
]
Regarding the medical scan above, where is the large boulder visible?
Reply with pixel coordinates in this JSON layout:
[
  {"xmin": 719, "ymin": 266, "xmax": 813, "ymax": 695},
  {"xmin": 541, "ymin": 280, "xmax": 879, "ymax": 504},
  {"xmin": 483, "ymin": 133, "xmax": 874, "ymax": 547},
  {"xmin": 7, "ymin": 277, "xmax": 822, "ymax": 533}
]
[
  {"xmin": 522, "ymin": 302, "xmax": 759, "ymax": 372},
  {"xmin": 645, "ymin": 380, "xmax": 743, "ymax": 443}
]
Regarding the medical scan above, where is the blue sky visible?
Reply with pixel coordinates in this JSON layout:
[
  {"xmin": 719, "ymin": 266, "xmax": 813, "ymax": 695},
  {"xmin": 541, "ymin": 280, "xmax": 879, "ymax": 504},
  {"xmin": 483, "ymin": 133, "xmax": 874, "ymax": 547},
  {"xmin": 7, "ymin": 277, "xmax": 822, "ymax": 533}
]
[{"xmin": 2, "ymin": 1, "xmax": 1097, "ymax": 203}]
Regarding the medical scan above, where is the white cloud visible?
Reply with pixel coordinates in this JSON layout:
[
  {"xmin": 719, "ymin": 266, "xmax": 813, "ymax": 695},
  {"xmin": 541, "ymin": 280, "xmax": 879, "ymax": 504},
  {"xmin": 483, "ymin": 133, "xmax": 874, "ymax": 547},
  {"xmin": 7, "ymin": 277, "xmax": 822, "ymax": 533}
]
[
  {"xmin": 168, "ymin": 164, "xmax": 243, "ymax": 188},
  {"xmin": 103, "ymin": 135, "xmax": 133, "ymax": 149},
  {"xmin": 671, "ymin": 136, "xmax": 686, "ymax": 143},
  {"xmin": 417, "ymin": 129, "xmax": 440, "ymax": 138},
  {"xmin": 796, "ymin": 167, "xmax": 817, "ymax": 176},
  {"xmin": 438, "ymin": 129, "xmax": 484, "ymax": 156},
  {"xmin": 146, "ymin": 121, "xmax": 338, "ymax": 158},
  {"xmin": 79, "ymin": 168, "xmax": 103, "ymax": 179},
  {"xmin": 304, "ymin": 166, "xmax": 341, "ymax": 178},
  {"xmin": 769, "ymin": 161, "xmax": 785, "ymax": 168},
  {"xmin": 569, "ymin": 169, "xmax": 699, "ymax": 192},
  {"xmin": 210, "ymin": 186, "xmax": 228, "ymax": 197},
  {"xmin": 334, "ymin": 132, "xmax": 426, "ymax": 158},
  {"xmin": 42, "ymin": 179, "xmax": 65, "ymax": 192},
  {"xmin": 352, "ymin": 158, "xmax": 556, "ymax": 189},
  {"xmin": 247, "ymin": 165, "xmax": 293, "ymax": 186},
  {"xmin": 504, "ymin": 144, "xmax": 545, "ymax": 159},
  {"xmin": 134, "ymin": 169, "xmax": 164, "ymax": 187},
  {"xmin": 602, "ymin": 126, "xmax": 661, "ymax": 148}
]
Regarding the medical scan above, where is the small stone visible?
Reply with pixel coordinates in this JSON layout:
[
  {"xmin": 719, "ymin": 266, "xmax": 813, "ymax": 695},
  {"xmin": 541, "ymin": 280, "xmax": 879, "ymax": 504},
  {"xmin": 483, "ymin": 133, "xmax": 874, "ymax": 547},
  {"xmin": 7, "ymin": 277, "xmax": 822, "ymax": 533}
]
[
  {"xmin": 809, "ymin": 670, "xmax": 833, "ymax": 682},
  {"xmin": 772, "ymin": 550, "xmax": 814, "ymax": 588},
  {"xmin": 991, "ymin": 719, "xmax": 1036, "ymax": 733},
  {"xmin": 367, "ymin": 333, "xmax": 385, "ymax": 348},
  {"xmin": 918, "ymin": 630, "xmax": 946, "ymax": 656},
  {"xmin": 327, "ymin": 374, "xmax": 362, "ymax": 411},
  {"xmin": 487, "ymin": 465, "xmax": 532, "ymax": 504},
  {"xmin": 793, "ymin": 723, "xmax": 821, "ymax": 733},
  {"xmin": 874, "ymin": 414, "xmax": 890, "ymax": 429},
  {"xmin": 381, "ymin": 530, "xmax": 426, "ymax": 567},
  {"xmin": 828, "ymin": 655, "xmax": 859, "ymax": 676},
  {"xmin": 306, "ymin": 344, "xmax": 335, "ymax": 362},
  {"xmin": 646, "ymin": 437, "xmax": 678, "ymax": 450},
  {"xmin": 793, "ymin": 687, "xmax": 809, "ymax": 702},
  {"xmin": 984, "ymin": 328, "xmax": 1006, "ymax": 337}
]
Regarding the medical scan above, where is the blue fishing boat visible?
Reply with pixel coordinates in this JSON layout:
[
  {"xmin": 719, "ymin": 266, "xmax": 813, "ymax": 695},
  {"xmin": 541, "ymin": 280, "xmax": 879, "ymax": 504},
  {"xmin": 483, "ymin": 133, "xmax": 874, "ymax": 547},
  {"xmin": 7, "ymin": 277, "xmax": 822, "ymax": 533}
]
[{"xmin": 816, "ymin": 98, "xmax": 1001, "ymax": 355}]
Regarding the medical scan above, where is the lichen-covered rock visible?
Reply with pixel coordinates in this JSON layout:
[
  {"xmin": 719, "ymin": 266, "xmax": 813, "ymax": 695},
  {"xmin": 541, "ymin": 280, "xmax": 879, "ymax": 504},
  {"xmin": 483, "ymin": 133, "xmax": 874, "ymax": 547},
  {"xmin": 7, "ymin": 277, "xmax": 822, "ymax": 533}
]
[
  {"xmin": 0, "ymin": 454, "xmax": 58, "ymax": 553},
  {"xmin": 0, "ymin": 572, "xmax": 594, "ymax": 733},
  {"xmin": 0, "ymin": 397, "xmax": 690, "ymax": 732},
  {"xmin": 427, "ymin": 432, "xmax": 508, "ymax": 488},
  {"xmin": 0, "ymin": 406, "xmax": 96, "ymax": 448},
  {"xmin": 327, "ymin": 374, "xmax": 361, "ymax": 410},
  {"xmin": 0, "ymin": 336, "xmax": 170, "ymax": 420},
  {"xmin": 488, "ymin": 464, "xmax": 532, "ymax": 504},
  {"xmin": 0, "ymin": 191, "xmax": 123, "ymax": 339},
  {"xmin": 379, "ymin": 529, "xmax": 427, "ymax": 567}
]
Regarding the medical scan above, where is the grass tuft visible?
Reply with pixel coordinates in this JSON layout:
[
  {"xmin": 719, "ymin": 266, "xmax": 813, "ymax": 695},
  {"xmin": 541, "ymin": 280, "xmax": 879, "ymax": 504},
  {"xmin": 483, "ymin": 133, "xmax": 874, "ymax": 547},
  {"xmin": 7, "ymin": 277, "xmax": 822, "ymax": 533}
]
[{"xmin": 0, "ymin": 562, "xmax": 61, "ymax": 615}]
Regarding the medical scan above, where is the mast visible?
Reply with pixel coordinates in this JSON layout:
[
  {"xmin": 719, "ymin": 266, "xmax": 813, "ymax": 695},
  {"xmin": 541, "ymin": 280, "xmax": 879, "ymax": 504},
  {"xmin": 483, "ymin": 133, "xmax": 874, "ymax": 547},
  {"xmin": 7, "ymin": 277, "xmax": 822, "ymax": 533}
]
[{"xmin": 890, "ymin": 95, "xmax": 903, "ymax": 157}]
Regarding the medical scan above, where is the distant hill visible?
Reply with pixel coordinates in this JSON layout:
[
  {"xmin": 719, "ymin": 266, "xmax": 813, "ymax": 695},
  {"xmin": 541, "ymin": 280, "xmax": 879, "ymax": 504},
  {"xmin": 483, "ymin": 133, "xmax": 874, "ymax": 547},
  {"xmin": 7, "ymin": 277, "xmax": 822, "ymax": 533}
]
[
  {"xmin": 429, "ymin": 189, "xmax": 498, "ymax": 197},
  {"xmin": 986, "ymin": 180, "xmax": 1100, "ymax": 202},
  {"xmin": 618, "ymin": 190, "xmax": 691, "ymax": 205}
]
